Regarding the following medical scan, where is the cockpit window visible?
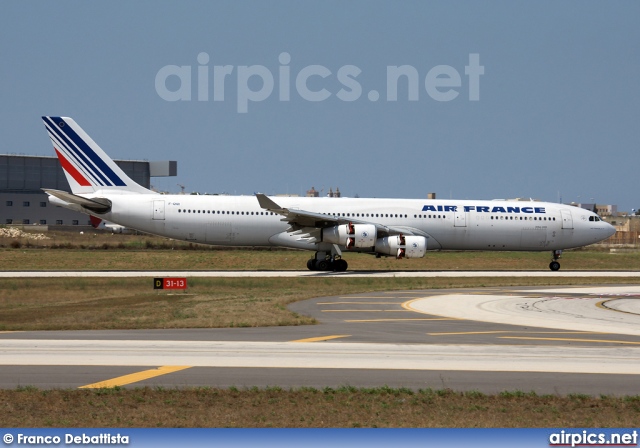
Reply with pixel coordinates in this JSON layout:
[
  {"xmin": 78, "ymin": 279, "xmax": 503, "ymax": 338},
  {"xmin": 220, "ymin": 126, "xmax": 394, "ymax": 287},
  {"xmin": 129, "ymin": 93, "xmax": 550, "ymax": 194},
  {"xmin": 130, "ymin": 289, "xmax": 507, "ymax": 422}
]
[{"xmin": 589, "ymin": 216, "xmax": 601, "ymax": 222}]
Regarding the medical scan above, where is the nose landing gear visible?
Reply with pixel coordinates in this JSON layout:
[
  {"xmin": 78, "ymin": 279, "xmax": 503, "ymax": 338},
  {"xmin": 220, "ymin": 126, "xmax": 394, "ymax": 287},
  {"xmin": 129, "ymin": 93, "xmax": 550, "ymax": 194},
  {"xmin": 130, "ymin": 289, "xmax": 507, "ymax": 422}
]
[{"xmin": 549, "ymin": 250, "xmax": 562, "ymax": 271}]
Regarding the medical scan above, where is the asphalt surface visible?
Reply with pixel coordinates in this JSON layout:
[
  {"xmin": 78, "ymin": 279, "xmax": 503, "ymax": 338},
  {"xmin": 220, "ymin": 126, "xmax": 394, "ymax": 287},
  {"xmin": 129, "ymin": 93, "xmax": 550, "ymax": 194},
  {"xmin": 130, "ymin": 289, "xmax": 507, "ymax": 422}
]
[
  {"xmin": 1, "ymin": 280, "xmax": 639, "ymax": 395},
  {"xmin": 2, "ymin": 270, "xmax": 640, "ymax": 278}
]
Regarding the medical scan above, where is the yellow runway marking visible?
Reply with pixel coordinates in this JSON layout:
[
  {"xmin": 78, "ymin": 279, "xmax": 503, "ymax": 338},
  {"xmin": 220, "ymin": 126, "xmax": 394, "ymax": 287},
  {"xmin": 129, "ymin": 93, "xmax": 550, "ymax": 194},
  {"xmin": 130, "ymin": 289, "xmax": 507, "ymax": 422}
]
[
  {"xmin": 79, "ymin": 366, "xmax": 191, "ymax": 389},
  {"xmin": 337, "ymin": 296, "xmax": 394, "ymax": 299},
  {"xmin": 596, "ymin": 300, "xmax": 615, "ymax": 311},
  {"xmin": 393, "ymin": 291, "xmax": 437, "ymax": 294},
  {"xmin": 291, "ymin": 335, "xmax": 351, "ymax": 343},
  {"xmin": 0, "ymin": 331, "xmax": 22, "ymax": 334},
  {"xmin": 598, "ymin": 299, "xmax": 640, "ymax": 316},
  {"xmin": 337, "ymin": 296, "xmax": 412, "ymax": 300},
  {"xmin": 402, "ymin": 298, "xmax": 442, "ymax": 312},
  {"xmin": 429, "ymin": 331, "xmax": 605, "ymax": 336},
  {"xmin": 429, "ymin": 331, "xmax": 518, "ymax": 336},
  {"xmin": 499, "ymin": 337, "xmax": 640, "ymax": 345},
  {"xmin": 321, "ymin": 309, "xmax": 410, "ymax": 312},
  {"xmin": 318, "ymin": 302, "xmax": 400, "ymax": 305},
  {"xmin": 346, "ymin": 318, "xmax": 461, "ymax": 322}
]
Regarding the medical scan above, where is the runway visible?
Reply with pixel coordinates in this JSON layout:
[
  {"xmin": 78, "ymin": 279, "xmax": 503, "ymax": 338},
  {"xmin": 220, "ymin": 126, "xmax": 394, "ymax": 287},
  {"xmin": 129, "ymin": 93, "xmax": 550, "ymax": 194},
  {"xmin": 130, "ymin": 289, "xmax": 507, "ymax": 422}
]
[
  {"xmin": 2, "ymin": 270, "xmax": 640, "ymax": 278},
  {"xmin": 1, "ymin": 278, "xmax": 640, "ymax": 394},
  {"xmin": 3, "ymin": 339, "xmax": 639, "ymax": 374}
]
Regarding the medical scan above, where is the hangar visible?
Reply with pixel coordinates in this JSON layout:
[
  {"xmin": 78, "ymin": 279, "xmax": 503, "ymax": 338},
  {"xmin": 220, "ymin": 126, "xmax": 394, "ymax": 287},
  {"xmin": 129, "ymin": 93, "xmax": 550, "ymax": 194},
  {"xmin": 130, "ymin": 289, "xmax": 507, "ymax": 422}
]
[{"xmin": 0, "ymin": 154, "xmax": 176, "ymax": 227}]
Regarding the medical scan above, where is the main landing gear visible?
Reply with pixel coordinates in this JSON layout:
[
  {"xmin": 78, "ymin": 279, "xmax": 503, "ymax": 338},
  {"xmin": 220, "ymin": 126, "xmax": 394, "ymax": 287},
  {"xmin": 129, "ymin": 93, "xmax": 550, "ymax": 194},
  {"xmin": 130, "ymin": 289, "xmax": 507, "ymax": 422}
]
[
  {"xmin": 549, "ymin": 250, "xmax": 562, "ymax": 271},
  {"xmin": 307, "ymin": 252, "xmax": 349, "ymax": 272}
]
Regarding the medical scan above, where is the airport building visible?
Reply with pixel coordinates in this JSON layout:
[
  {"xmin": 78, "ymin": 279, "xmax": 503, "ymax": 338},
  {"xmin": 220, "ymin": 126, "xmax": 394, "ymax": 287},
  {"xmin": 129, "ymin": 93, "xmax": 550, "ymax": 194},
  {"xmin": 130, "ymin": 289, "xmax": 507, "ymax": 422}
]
[
  {"xmin": 576, "ymin": 203, "xmax": 618, "ymax": 217},
  {"xmin": 0, "ymin": 154, "xmax": 176, "ymax": 227}
]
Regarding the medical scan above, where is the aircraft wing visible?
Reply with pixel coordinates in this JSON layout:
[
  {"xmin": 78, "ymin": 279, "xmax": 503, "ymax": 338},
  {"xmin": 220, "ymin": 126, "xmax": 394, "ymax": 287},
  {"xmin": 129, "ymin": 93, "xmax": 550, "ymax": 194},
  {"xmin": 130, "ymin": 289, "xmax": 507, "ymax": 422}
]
[{"xmin": 256, "ymin": 194, "xmax": 425, "ymax": 238}]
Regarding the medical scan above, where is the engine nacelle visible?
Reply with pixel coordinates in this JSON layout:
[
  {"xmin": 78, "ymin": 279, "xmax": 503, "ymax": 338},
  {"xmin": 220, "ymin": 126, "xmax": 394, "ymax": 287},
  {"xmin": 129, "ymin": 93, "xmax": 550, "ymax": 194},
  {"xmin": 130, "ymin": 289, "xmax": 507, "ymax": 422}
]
[
  {"xmin": 375, "ymin": 235, "xmax": 427, "ymax": 259},
  {"xmin": 322, "ymin": 223, "xmax": 377, "ymax": 249}
]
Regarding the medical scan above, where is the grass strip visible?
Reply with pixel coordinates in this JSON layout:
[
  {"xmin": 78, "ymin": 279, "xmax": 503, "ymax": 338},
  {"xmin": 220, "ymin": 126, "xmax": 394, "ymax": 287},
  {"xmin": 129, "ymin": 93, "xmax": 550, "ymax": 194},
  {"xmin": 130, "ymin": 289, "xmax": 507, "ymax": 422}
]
[{"xmin": 3, "ymin": 386, "xmax": 640, "ymax": 427}]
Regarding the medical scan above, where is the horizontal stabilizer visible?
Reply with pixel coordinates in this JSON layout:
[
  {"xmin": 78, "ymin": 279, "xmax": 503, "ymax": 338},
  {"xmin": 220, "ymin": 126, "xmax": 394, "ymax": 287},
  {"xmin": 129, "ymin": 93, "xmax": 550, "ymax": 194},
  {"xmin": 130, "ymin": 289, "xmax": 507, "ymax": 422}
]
[{"xmin": 43, "ymin": 189, "xmax": 112, "ymax": 213}]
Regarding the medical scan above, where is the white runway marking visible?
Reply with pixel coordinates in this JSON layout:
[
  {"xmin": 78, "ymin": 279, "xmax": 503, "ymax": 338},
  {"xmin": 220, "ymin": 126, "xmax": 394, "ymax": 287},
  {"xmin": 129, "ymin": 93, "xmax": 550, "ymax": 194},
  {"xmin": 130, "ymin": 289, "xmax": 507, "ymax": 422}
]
[
  {"xmin": 1, "ymin": 339, "xmax": 639, "ymax": 375},
  {"xmin": 1, "ymin": 270, "xmax": 640, "ymax": 278},
  {"xmin": 406, "ymin": 286, "xmax": 640, "ymax": 336}
]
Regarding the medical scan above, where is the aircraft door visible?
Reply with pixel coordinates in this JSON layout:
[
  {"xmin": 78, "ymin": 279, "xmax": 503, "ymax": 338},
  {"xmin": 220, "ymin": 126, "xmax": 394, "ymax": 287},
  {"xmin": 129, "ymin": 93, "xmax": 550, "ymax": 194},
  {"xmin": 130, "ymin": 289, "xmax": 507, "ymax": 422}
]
[
  {"xmin": 153, "ymin": 200, "xmax": 165, "ymax": 220},
  {"xmin": 560, "ymin": 209, "xmax": 573, "ymax": 229},
  {"xmin": 454, "ymin": 211, "xmax": 467, "ymax": 227}
]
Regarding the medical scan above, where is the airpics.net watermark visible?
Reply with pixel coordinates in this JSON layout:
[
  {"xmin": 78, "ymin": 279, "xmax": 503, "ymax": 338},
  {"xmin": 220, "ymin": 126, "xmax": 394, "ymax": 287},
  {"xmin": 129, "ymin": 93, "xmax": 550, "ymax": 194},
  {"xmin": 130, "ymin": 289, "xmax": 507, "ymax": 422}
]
[{"xmin": 155, "ymin": 52, "xmax": 484, "ymax": 113}]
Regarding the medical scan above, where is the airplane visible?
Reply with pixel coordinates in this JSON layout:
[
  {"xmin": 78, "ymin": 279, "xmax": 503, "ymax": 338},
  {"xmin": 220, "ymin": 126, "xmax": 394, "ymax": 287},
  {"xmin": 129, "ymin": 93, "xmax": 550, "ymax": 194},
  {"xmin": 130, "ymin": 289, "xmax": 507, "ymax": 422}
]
[
  {"xmin": 41, "ymin": 116, "xmax": 616, "ymax": 272},
  {"xmin": 88, "ymin": 216, "xmax": 130, "ymax": 234}
]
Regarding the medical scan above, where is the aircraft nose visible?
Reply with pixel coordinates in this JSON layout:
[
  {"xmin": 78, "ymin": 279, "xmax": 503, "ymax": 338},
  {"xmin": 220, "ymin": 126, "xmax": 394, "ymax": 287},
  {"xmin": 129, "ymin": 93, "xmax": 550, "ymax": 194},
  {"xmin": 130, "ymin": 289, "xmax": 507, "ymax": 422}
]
[{"xmin": 605, "ymin": 222, "xmax": 616, "ymax": 238}]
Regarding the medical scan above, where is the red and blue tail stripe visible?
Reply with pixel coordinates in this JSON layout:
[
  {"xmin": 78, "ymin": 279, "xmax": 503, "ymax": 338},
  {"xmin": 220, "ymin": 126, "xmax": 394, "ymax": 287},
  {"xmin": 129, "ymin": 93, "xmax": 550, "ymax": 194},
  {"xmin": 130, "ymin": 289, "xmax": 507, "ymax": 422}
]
[
  {"xmin": 42, "ymin": 116, "xmax": 153, "ymax": 195},
  {"xmin": 43, "ymin": 116, "xmax": 126, "ymax": 188},
  {"xmin": 54, "ymin": 148, "xmax": 91, "ymax": 187}
]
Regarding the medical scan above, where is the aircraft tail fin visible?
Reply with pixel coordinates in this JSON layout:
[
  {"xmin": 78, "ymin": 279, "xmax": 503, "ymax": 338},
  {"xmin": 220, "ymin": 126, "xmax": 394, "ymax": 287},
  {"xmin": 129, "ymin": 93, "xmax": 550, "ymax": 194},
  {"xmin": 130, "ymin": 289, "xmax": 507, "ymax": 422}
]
[{"xmin": 42, "ymin": 116, "xmax": 153, "ymax": 195}]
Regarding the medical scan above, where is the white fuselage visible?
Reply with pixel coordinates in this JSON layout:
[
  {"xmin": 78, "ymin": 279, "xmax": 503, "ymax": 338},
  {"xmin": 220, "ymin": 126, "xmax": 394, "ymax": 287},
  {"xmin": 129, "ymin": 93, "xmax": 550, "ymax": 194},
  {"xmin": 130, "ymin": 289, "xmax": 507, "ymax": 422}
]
[{"xmin": 87, "ymin": 194, "xmax": 614, "ymax": 253}]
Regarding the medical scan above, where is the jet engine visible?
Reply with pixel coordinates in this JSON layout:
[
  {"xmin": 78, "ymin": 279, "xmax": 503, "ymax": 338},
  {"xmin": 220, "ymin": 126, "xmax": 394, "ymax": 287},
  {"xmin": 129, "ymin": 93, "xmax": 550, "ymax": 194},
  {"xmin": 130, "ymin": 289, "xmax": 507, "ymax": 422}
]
[
  {"xmin": 322, "ymin": 223, "xmax": 377, "ymax": 249},
  {"xmin": 375, "ymin": 235, "xmax": 427, "ymax": 259}
]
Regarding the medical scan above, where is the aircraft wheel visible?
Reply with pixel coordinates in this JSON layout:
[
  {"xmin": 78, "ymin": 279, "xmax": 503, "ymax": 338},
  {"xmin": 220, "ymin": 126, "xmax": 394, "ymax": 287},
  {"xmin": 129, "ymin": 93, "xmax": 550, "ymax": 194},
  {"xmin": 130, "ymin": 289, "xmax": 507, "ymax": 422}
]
[
  {"xmin": 307, "ymin": 259, "xmax": 317, "ymax": 271},
  {"xmin": 334, "ymin": 259, "xmax": 348, "ymax": 272},
  {"xmin": 316, "ymin": 260, "xmax": 329, "ymax": 271},
  {"xmin": 549, "ymin": 261, "xmax": 560, "ymax": 271}
]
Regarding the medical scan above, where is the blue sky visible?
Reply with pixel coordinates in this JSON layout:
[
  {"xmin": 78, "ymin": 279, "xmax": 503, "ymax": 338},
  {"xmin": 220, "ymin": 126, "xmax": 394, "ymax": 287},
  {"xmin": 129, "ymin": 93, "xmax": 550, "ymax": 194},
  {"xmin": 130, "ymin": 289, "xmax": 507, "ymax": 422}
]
[{"xmin": 2, "ymin": 1, "xmax": 639, "ymax": 211}]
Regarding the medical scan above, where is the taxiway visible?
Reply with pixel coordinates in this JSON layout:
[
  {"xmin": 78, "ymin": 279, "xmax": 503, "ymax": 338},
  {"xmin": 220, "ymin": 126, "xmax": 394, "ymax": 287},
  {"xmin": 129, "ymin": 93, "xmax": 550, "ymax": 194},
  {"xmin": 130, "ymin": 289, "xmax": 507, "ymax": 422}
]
[{"xmin": 1, "ymin": 276, "xmax": 639, "ymax": 394}]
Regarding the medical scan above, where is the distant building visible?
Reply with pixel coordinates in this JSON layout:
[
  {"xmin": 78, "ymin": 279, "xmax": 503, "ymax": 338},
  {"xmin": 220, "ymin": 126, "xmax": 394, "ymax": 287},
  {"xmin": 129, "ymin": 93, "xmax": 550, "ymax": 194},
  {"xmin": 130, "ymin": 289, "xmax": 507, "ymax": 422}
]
[
  {"xmin": 576, "ymin": 203, "xmax": 618, "ymax": 217},
  {"xmin": 0, "ymin": 154, "xmax": 176, "ymax": 227},
  {"xmin": 603, "ymin": 215, "xmax": 640, "ymax": 232},
  {"xmin": 306, "ymin": 186, "xmax": 320, "ymax": 197},
  {"xmin": 327, "ymin": 187, "xmax": 341, "ymax": 198},
  {"xmin": 602, "ymin": 215, "xmax": 640, "ymax": 246}
]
